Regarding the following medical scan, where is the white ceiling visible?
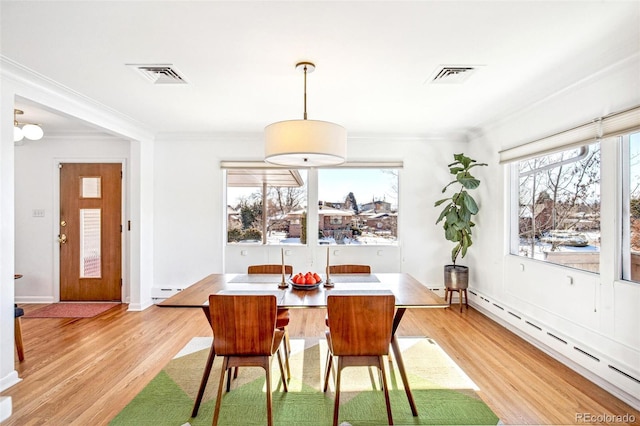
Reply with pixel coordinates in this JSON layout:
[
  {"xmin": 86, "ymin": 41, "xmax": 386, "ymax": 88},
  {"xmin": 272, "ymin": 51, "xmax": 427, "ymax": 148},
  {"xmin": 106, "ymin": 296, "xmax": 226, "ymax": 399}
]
[{"xmin": 2, "ymin": 1, "xmax": 639, "ymax": 140}]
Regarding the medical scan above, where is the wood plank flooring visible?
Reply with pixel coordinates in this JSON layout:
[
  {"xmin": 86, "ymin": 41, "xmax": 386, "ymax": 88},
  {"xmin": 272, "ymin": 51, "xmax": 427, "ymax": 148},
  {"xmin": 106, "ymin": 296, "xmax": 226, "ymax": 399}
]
[{"xmin": 2, "ymin": 303, "xmax": 639, "ymax": 425}]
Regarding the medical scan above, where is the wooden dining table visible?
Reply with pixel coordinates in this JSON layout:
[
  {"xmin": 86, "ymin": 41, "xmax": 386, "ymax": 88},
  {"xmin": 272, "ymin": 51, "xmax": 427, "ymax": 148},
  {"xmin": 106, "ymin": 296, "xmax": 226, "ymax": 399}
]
[{"xmin": 158, "ymin": 272, "xmax": 448, "ymax": 416}]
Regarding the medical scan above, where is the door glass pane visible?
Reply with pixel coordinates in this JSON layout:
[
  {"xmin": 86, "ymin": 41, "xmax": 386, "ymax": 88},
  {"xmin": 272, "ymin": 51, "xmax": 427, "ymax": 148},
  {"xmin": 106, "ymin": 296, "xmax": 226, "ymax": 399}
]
[
  {"xmin": 80, "ymin": 208, "xmax": 101, "ymax": 278},
  {"xmin": 81, "ymin": 177, "xmax": 101, "ymax": 198}
]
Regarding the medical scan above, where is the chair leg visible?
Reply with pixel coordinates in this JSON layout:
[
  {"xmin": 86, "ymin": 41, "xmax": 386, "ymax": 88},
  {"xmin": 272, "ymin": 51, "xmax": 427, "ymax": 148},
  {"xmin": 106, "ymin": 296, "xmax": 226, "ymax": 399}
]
[
  {"xmin": 275, "ymin": 347, "xmax": 288, "ymax": 392},
  {"xmin": 332, "ymin": 358, "xmax": 342, "ymax": 426},
  {"xmin": 191, "ymin": 345, "xmax": 216, "ymax": 417},
  {"xmin": 379, "ymin": 356, "xmax": 394, "ymax": 425},
  {"xmin": 281, "ymin": 327, "xmax": 291, "ymax": 380},
  {"xmin": 14, "ymin": 317, "xmax": 24, "ymax": 362},
  {"xmin": 323, "ymin": 350, "xmax": 333, "ymax": 392},
  {"xmin": 265, "ymin": 360, "xmax": 273, "ymax": 426},
  {"xmin": 212, "ymin": 357, "xmax": 230, "ymax": 426},
  {"xmin": 226, "ymin": 368, "xmax": 233, "ymax": 392}
]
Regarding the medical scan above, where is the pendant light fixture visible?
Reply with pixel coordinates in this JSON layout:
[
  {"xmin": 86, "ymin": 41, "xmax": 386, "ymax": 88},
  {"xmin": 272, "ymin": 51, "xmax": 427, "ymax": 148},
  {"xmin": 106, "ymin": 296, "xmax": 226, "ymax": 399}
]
[
  {"xmin": 14, "ymin": 109, "xmax": 44, "ymax": 142},
  {"xmin": 265, "ymin": 61, "xmax": 346, "ymax": 167}
]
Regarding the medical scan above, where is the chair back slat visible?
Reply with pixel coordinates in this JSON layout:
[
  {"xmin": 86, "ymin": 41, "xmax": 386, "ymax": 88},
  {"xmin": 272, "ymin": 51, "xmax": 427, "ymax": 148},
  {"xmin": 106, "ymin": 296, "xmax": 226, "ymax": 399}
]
[
  {"xmin": 327, "ymin": 294, "xmax": 395, "ymax": 356},
  {"xmin": 328, "ymin": 264, "xmax": 371, "ymax": 274},
  {"xmin": 209, "ymin": 294, "xmax": 277, "ymax": 356},
  {"xmin": 248, "ymin": 264, "xmax": 293, "ymax": 276}
]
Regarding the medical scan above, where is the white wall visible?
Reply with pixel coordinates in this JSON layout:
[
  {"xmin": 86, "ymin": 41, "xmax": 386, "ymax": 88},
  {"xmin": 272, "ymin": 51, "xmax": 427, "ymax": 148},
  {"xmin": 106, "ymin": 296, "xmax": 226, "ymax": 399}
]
[
  {"xmin": 14, "ymin": 136, "xmax": 130, "ymax": 303},
  {"xmin": 467, "ymin": 53, "xmax": 640, "ymax": 407},
  {"xmin": 150, "ymin": 135, "xmax": 469, "ymax": 295}
]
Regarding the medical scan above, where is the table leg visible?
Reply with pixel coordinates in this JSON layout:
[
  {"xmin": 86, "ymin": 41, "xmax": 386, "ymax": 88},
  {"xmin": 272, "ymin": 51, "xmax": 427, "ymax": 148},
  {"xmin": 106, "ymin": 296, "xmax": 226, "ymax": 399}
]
[{"xmin": 391, "ymin": 308, "xmax": 418, "ymax": 416}]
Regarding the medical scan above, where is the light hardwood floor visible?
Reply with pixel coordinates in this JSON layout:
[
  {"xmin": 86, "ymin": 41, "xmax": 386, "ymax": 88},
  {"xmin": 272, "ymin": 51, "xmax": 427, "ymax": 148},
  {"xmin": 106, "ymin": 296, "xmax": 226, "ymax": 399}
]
[{"xmin": 3, "ymin": 303, "xmax": 639, "ymax": 425}]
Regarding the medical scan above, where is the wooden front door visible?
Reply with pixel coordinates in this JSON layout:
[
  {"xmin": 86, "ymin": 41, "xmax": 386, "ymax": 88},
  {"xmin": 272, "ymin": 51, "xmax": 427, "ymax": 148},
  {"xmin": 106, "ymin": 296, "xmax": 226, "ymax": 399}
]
[{"xmin": 59, "ymin": 163, "xmax": 122, "ymax": 301}]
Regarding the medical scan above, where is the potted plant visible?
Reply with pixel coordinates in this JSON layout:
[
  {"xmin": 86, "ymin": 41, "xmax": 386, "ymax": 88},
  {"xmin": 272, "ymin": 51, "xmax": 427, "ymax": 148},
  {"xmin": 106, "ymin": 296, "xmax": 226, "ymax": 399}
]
[{"xmin": 435, "ymin": 153, "xmax": 487, "ymax": 290}]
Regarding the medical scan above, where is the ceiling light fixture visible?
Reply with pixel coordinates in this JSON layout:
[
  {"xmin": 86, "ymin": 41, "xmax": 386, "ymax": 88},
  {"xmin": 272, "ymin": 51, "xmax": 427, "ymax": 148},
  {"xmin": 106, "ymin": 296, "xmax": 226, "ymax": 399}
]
[
  {"xmin": 265, "ymin": 61, "xmax": 346, "ymax": 167},
  {"xmin": 14, "ymin": 109, "xmax": 44, "ymax": 142}
]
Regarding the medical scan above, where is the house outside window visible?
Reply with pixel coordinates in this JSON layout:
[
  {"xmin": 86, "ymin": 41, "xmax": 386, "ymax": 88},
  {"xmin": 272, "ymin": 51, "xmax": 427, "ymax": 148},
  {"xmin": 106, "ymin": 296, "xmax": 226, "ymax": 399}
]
[
  {"xmin": 317, "ymin": 168, "xmax": 398, "ymax": 245},
  {"xmin": 225, "ymin": 165, "xmax": 399, "ymax": 246},
  {"xmin": 511, "ymin": 142, "xmax": 601, "ymax": 273}
]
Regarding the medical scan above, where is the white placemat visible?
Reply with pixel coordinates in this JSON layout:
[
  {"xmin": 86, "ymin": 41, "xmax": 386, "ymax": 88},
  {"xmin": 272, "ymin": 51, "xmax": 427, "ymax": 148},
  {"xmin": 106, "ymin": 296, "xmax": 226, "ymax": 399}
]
[
  {"xmin": 228, "ymin": 274, "xmax": 283, "ymax": 283},
  {"xmin": 329, "ymin": 274, "xmax": 380, "ymax": 283}
]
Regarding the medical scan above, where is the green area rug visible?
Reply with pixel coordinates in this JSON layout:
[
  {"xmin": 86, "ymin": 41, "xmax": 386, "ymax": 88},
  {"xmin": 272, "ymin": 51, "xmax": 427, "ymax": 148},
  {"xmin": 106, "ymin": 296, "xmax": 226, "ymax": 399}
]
[{"xmin": 111, "ymin": 337, "xmax": 499, "ymax": 425}]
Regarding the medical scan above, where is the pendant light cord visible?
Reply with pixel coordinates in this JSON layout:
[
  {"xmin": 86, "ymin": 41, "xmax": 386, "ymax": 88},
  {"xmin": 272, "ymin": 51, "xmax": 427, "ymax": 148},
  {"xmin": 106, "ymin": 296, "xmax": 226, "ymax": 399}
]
[{"xmin": 303, "ymin": 64, "xmax": 308, "ymax": 120}]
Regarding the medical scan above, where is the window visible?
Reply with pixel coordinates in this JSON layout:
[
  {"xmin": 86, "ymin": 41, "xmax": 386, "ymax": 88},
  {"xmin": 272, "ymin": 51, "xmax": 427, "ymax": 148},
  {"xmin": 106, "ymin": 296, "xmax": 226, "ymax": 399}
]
[
  {"xmin": 511, "ymin": 142, "xmax": 601, "ymax": 273},
  {"xmin": 225, "ymin": 165, "xmax": 399, "ymax": 246},
  {"xmin": 623, "ymin": 131, "xmax": 640, "ymax": 282},
  {"xmin": 226, "ymin": 168, "xmax": 308, "ymax": 245},
  {"xmin": 318, "ymin": 168, "xmax": 398, "ymax": 245}
]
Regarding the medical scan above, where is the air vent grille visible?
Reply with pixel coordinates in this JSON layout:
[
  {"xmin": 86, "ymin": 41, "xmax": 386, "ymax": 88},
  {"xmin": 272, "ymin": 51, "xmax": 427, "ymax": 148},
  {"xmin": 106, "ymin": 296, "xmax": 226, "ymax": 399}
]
[
  {"xmin": 127, "ymin": 64, "xmax": 187, "ymax": 85},
  {"xmin": 429, "ymin": 66, "xmax": 477, "ymax": 84}
]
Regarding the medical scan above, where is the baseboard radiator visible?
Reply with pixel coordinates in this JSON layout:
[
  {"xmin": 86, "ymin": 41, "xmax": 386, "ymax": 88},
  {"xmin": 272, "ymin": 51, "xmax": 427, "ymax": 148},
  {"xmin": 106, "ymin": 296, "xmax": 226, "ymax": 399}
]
[
  {"xmin": 151, "ymin": 286, "xmax": 185, "ymax": 303},
  {"xmin": 467, "ymin": 288, "xmax": 640, "ymax": 411}
]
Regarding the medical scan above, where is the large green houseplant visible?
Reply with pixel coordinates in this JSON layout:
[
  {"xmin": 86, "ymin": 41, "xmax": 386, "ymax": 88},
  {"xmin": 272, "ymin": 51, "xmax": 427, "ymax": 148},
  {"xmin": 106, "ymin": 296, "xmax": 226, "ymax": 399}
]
[{"xmin": 435, "ymin": 153, "xmax": 487, "ymax": 290}]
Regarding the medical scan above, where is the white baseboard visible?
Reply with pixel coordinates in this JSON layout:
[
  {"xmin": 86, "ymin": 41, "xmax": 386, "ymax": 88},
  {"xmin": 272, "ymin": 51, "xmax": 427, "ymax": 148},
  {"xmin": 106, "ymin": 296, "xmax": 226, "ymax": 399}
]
[
  {"xmin": 0, "ymin": 370, "xmax": 21, "ymax": 392},
  {"xmin": 0, "ymin": 397, "xmax": 12, "ymax": 422},
  {"xmin": 14, "ymin": 296, "xmax": 55, "ymax": 304}
]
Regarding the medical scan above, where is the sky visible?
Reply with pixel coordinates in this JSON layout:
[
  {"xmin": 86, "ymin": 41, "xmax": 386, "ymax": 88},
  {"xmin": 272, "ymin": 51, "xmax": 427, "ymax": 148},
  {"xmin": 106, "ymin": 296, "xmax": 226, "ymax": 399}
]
[
  {"xmin": 227, "ymin": 168, "xmax": 398, "ymax": 209},
  {"xmin": 318, "ymin": 169, "xmax": 397, "ymax": 206}
]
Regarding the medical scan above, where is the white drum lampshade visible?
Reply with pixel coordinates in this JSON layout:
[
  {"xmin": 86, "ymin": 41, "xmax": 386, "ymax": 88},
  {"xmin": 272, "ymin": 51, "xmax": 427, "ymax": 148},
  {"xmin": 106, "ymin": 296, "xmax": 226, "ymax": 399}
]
[{"xmin": 265, "ymin": 119, "xmax": 346, "ymax": 167}]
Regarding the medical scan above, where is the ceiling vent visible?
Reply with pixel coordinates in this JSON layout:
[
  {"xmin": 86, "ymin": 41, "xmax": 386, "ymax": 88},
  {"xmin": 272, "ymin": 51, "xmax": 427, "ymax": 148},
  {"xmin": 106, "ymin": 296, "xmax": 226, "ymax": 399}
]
[
  {"xmin": 429, "ymin": 66, "xmax": 477, "ymax": 84},
  {"xmin": 127, "ymin": 64, "xmax": 187, "ymax": 85}
]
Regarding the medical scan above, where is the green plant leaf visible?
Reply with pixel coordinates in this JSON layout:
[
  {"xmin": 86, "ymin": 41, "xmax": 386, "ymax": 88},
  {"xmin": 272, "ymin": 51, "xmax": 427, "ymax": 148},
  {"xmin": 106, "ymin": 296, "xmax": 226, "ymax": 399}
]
[
  {"xmin": 451, "ymin": 245, "xmax": 461, "ymax": 264},
  {"xmin": 434, "ymin": 198, "xmax": 449, "ymax": 207},
  {"xmin": 463, "ymin": 193, "xmax": 479, "ymax": 214},
  {"xmin": 446, "ymin": 210, "xmax": 459, "ymax": 225},
  {"xmin": 436, "ymin": 206, "xmax": 449, "ymax": 224},
  {"xmin": 453, "ymin": 153, "xmax": 469, "ymax": 165},
  {"xmin": 445, "ymin": 226, "xmax": 459, "ymax": 241},
  {"xmin": 468, "ymin": 162, "xmax": 488, "ymax": 170},
  {"xmin": 449, "ymin": 167, "xmax": 464, "ymax": 174},
  {"xmin": 458, "ymin": 176, "xmax": 481, "ymax": 189}
]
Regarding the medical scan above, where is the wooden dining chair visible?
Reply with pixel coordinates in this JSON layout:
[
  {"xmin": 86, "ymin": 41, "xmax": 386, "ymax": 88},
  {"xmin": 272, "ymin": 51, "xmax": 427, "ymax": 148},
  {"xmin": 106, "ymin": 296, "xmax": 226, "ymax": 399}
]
[
  {"xmin": 14, "ymin": 274, "xmax": 25, "ymax": 362},
  {"xmin": 247, "ymin": 264, "xmax": 293, "ymax": 276},
  {"xmin": 14, "ymin": 305, "xmax": 25, "ymax": 362},
  {"xmin": 325, "ymin": 264, "xmax": 372, "ymax": 327},
  {"xmin": 248, "ymin": 264, "xmax": 292, "ymax": 378},
  {"xmin": 192, "ymin": 294, "xmax": 288, "ymax": 426},
  {"xmin": 328, "ymin": 264, "xmax": 371, "ymax": 274},
  {"xmin": 323, "ymin": 293, "xmax": 396, "ymax": 426}
]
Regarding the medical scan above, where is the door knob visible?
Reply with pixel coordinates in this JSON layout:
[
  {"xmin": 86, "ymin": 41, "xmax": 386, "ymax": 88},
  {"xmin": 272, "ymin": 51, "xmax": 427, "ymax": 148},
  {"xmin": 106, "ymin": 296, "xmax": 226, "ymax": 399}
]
[{"xmin": 58, "ymin": 234, "xmax": 67, "ymax": 244}]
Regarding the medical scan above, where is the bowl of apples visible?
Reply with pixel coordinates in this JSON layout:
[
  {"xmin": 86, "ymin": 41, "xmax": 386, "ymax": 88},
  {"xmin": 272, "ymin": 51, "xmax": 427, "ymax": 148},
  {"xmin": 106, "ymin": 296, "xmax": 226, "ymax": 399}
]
[{"xmin": 290, "ymin": 271, "xmax": 323, "ymax": 290}]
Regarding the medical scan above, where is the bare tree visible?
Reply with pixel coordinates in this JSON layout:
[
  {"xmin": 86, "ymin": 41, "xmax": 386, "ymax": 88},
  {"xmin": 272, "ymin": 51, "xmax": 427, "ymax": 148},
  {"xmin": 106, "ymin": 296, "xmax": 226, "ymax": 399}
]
[{"xmin": 518, "ymin": 144, "xmax": 601, "ymax": 256}]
